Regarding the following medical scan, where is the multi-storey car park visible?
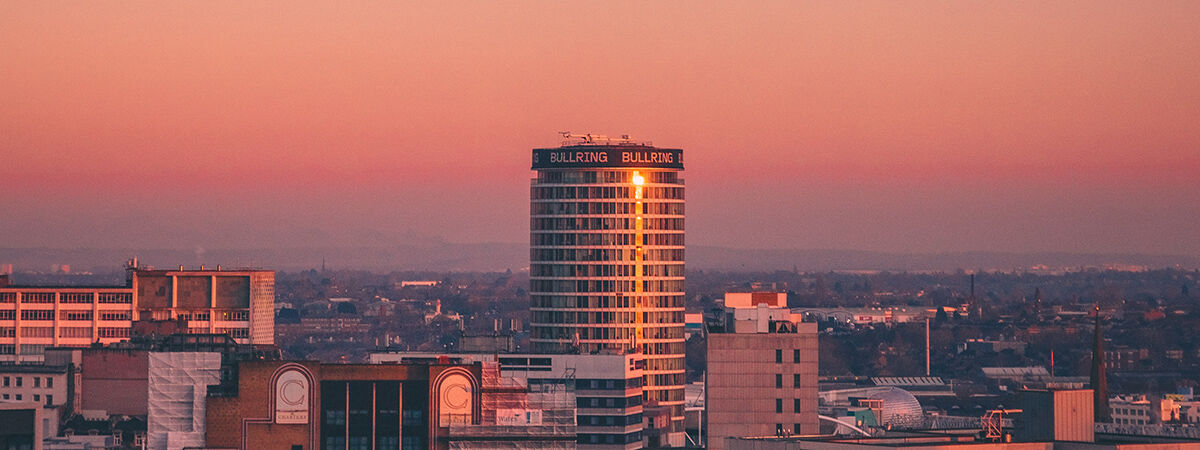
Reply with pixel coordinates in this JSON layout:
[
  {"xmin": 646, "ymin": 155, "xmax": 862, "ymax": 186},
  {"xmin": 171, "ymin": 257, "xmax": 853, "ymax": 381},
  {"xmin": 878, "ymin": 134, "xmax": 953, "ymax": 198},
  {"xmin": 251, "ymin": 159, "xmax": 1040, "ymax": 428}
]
[{"xmin": 529, "ymin": 133, "xmax": 687, "ymax": 447}]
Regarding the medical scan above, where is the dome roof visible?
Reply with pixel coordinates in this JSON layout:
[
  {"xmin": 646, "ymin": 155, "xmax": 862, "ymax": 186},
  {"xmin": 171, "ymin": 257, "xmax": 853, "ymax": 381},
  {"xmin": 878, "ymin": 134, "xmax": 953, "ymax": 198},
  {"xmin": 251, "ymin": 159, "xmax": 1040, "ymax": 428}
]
[{"xmin": 867, "ymin": 387, "xmax": 923, "ymax": 426}]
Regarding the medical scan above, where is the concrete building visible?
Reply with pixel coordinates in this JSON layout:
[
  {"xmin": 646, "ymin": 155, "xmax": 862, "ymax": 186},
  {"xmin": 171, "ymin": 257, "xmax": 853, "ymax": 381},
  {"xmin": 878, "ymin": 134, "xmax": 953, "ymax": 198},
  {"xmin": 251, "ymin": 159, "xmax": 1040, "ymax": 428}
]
[
  {"xmin": 706, "ymin": 295, "xmax": 819, "ymax": 450},
  {"xmin": 371, "ymin": 351, "xmax": 645, "ymax": 449},
  {"xmin": 1109, "ymin": 395, "xmax": 1179, "ymax": 425},
  {"xmin": 529, "ymin": 134, "xmax": 686, "ymax": 446},
  {"xmin": 0, "ymin": 260, "xmax": 275, "ymax": 363},
  {"xmin": 204, "ymin": 360, "xmax": 484, "ymax": 450},
  {"xmin": 723, "ymin": 293, "xmax": 787, "ymax": 309},
  {"xmin": 0, "ymin": 401, "xmax": 53, "ymax": 450},
  {"xmin": 959, "ymin": 339, "xmax": 1028, "ymax": 355},
  {"xmin": 792, "ymin": 307, "xmax": 930, "ymax": 325},
  {"xmin": 0, "ymin": 364, "xmax": 68, "ymax": 407},
  {"xmin": 1016, "ymin": 389, "xmax": 1094, "ymax": 443}
]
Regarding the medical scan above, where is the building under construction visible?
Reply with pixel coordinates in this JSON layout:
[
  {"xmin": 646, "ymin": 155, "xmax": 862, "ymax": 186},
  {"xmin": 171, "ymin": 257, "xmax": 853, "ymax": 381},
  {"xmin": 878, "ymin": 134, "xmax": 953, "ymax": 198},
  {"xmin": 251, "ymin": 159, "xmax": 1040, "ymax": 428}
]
[{"xmin": 447, "ymin": 362, "xmax": 577, "ymax": 449}]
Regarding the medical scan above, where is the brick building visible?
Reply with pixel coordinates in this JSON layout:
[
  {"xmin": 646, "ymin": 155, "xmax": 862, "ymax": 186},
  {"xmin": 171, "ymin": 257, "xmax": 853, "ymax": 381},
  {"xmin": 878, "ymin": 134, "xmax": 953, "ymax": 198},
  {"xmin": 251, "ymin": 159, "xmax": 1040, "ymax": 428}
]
[{"xmin": 204, "ymin": 360, "xmax": 483, "ymax": 450}]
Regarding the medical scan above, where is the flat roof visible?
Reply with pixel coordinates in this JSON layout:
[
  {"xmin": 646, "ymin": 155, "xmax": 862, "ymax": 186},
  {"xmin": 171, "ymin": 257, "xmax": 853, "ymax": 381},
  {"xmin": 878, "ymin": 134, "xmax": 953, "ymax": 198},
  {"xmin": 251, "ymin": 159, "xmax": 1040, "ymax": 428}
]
[{"xmin": 0, "ymin": 364, "xmax": 69, "ymax": 374}]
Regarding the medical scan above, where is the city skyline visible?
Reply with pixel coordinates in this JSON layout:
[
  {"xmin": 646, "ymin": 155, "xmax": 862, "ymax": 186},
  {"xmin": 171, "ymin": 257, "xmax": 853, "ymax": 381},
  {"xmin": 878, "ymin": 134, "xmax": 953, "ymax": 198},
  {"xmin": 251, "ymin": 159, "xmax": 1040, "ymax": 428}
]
[{"xmin": 3, "ymin": 2, "xmax": 1199, "ymax": 257}]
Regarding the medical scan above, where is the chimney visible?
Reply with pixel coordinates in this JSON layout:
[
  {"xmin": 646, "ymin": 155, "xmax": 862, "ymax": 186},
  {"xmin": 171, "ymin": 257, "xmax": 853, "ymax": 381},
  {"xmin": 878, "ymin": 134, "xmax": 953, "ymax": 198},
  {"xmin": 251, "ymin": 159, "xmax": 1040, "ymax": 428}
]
[{"xmin": 1091, "ymin": 306, "xmax": 1111, "ymax": 422}]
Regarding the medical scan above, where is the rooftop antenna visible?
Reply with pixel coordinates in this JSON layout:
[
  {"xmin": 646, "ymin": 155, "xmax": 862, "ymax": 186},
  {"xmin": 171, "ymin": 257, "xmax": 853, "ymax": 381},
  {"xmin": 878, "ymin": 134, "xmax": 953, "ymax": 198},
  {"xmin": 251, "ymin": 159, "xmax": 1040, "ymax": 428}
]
[{"xmin": 558, "ymin": 131, "xmax": 643, "ymax": 146}]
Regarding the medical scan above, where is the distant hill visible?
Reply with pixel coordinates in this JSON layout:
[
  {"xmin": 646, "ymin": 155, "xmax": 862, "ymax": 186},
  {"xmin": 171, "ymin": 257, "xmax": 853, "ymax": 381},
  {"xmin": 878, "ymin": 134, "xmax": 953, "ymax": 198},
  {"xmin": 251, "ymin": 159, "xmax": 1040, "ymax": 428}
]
[{"xmin": 2, "ymin": 245, "xmax": 1197, "ymax": 273}]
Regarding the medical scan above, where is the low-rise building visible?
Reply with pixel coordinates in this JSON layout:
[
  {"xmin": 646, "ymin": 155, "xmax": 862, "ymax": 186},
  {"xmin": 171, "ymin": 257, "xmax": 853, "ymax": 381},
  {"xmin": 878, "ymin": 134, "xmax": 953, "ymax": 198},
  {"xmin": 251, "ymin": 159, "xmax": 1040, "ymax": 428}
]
[
  {"xmin": 205, "ymin": 360, "xmax": 484, "ymax": 450},
  {"xmin": 707, "ymin": 293, "xmax": 818, "ymax": 450},
  {"xmin": 370, "ymin": 351, "xmax": 644, "ymax": 449},
  {"xmin": 0, "ymin": 365, "xmax": 68, "ymax": 407}
]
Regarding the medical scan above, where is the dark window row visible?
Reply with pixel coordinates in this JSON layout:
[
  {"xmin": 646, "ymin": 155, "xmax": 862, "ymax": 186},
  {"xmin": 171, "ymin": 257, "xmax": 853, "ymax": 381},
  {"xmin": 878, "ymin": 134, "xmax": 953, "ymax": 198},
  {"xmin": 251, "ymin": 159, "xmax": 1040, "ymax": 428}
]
[
  {"xmin": 531, "ymin": 262, "xmax": 684, "ymax": 278},
  {"xmin": 530, "ymin": 279, "xmax": 685, "ymax": 293},
  {"xmin": 531, "ymin": 201, "xmax": 684, "ymax": 216},
  {"xmin": 531, "ymin": 186, "xmax": 684, "ymax": 200},
  {"xmin": 531, "ymin": 232, "xmax": 684, "ymax": 247},
  {"xmin": 537, "ymin": 170, "xmax": 678, "ymax": 184},
  {"xmin": 530, "ymin": 294, "xmax": 684, "ymax": 309}
]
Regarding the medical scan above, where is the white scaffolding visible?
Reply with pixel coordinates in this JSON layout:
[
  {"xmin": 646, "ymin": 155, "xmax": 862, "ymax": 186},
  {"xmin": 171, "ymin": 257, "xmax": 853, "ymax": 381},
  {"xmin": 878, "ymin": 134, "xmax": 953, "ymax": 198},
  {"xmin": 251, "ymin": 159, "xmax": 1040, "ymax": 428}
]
[
  {"xmin": 146, "ymin": 352, "xmax": 222, "ymax": 450},
  {"xmin": 449, "ymin": 362, "xmax": 578, "ymax": 449}
]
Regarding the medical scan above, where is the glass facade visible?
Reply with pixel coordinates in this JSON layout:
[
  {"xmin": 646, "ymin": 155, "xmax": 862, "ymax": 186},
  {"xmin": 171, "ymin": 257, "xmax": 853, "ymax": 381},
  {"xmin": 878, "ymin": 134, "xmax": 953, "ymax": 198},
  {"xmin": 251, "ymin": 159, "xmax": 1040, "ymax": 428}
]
[{"xmin": 530, "ymin": 148, "xmax": 687, "ymax": 435}]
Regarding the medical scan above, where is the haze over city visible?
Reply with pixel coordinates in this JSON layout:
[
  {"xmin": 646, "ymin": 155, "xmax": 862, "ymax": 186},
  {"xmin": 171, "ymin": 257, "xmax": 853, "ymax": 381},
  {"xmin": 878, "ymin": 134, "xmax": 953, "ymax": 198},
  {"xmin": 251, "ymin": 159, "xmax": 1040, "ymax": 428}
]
[
  {"xmin": 3, "ymin": 1, "xmax": 1199, "ymax": 259},
  {"xmin": 7, "ymin": 3, "xmax": 1200, "ymax": 450}
]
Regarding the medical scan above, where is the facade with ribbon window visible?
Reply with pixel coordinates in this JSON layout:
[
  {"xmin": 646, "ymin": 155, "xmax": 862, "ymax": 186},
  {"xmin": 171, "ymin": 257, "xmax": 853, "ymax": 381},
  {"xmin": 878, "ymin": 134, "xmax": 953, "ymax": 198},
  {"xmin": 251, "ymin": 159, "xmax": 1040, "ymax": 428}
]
[{"xmin": 530, "ymin": 135, "xmax": 687, "ymax": 447}]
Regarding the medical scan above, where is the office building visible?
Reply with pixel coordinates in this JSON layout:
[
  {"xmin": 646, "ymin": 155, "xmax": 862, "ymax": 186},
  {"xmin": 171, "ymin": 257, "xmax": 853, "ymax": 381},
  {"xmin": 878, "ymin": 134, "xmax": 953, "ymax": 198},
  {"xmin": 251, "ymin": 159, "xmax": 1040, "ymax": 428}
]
[
  {"xmin": 0, "ymin": 259, "xmax": 275, "ymax": 363},
  {"xmin": 706, "ymin": 294, "xmax": 818, "ymax": 450},
  {"xmin": 530, "ymin": 134, "xmax": 686, "ymax": 446},
  {"xmin": 371, "ymin": 351, "xmax": 645, "ymax": 449}
]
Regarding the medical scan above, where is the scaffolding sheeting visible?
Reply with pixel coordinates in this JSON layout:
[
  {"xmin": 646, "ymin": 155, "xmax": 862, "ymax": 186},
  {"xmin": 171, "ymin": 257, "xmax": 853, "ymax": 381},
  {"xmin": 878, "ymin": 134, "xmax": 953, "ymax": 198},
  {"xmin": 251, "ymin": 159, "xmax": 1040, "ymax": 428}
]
[
  {"xmin": 449, "ymin": 362, "xmax": 577, "ymax": 449},
  {"xmin": 146, "ymin": 352, "xmax": 222, "ymax": 450}
]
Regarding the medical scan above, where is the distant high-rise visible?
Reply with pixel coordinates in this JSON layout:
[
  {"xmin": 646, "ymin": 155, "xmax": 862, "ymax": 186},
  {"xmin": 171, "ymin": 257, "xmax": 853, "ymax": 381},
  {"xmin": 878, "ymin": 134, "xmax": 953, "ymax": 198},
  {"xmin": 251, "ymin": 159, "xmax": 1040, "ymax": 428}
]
[{"xmin": 529, "ymin": 133, "xmax": 686, "ymax": 446}]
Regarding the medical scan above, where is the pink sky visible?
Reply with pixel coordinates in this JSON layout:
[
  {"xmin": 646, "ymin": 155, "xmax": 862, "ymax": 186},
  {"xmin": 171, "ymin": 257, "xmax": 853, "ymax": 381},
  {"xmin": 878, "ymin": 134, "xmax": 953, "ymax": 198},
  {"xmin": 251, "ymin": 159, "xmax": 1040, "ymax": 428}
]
[{"xmin": 2, "ymin": 2, "xmax": 1198, "ymax": 254}]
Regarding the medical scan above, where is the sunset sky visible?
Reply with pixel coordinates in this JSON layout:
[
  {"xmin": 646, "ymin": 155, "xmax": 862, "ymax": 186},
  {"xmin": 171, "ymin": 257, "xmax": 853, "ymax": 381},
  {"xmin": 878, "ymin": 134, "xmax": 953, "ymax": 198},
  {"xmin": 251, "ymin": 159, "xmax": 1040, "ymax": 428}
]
[{"xmin": 2, "ymin": 2, "xmax": 1198, "ymax": 255}]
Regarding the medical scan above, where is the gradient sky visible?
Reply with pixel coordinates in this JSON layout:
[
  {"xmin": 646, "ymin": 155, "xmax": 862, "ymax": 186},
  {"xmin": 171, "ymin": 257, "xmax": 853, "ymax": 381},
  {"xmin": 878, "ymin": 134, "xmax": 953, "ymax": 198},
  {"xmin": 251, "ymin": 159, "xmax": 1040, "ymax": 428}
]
[{"xmin": 2, "ymin": 1, "xmax": 1198, "ymax": 255}]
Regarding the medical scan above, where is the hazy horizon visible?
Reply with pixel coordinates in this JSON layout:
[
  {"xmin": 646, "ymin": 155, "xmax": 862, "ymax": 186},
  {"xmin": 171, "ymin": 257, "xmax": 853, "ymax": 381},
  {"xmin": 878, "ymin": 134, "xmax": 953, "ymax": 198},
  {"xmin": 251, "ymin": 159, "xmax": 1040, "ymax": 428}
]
[{"xmin": 3, "ymin": 2, "xmax": 1198, "ymax": 255}]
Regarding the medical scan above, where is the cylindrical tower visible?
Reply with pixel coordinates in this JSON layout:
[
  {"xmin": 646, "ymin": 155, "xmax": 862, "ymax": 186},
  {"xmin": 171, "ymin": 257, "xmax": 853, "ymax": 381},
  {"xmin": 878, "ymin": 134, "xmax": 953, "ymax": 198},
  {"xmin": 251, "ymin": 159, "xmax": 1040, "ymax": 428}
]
[{"xmin": 530, "ymin": 137, "xmax": 686, "ymax": 445}]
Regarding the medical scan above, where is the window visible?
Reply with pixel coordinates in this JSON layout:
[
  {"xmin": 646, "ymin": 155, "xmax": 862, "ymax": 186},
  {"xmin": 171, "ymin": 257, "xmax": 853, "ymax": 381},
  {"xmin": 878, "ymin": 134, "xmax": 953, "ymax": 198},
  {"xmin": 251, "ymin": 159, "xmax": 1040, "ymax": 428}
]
[
  {"xmin": 20, "ymin": 310, "xmax": 54, "ymax": 321},
  {"xmin": 793, "ymin": 373, "xmax": 802, "ymax": 388},
  {"xmin": 794, "ymin": 398, "xmax": 802, "ymax": 413},
  {"xmin": 33, "ymin": 394, "xmax": 40, "ymax": 401},
  {"xmin": 794, "ymin": 424, "xmax": 804, "ymax": 435},
  {"xmin": 775, "ymin": 349, "xmax": 783, "ymax": 363},
  {"xmin": 46, "ymin": 395, "xmax": 53, "ymax": 405},
  {"xmin": 16, "ymin": 377, "xmax": 22, "ymax": 387},
  {"xmin": 46, "ymin": 377, "xmax": 52, "ymax": 388},
  {"xmin": 794, "ymin": 349, "xmax": 801, "ymax": 363},
  {"xmin": 775, "ymin": 374, "xmax": 783, "ymax": 388},
  {"xmin": 15, "ymin": 394, "xmax": 21, "ymax": 400},
  {"xmin": 34, "ymin": 377, "xmax": 40, "ymax": 387},
  {"xmin": 100, "ymin": 312, "xmax": 132, "ymax": 321},
  {"xmin": 2, "ymin": 376, "xmax": 7, "ymax": 387},
  {"xmin": 776, "ymin": 398, "xmax": 783, "ymax": 413},
  {"xmin": 775, "ymin": 423, "xmax": 784, "ymax": 436},
  {"xmin": 98, "ymin": 328, "xmax": 130, "ymax": 338}
]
